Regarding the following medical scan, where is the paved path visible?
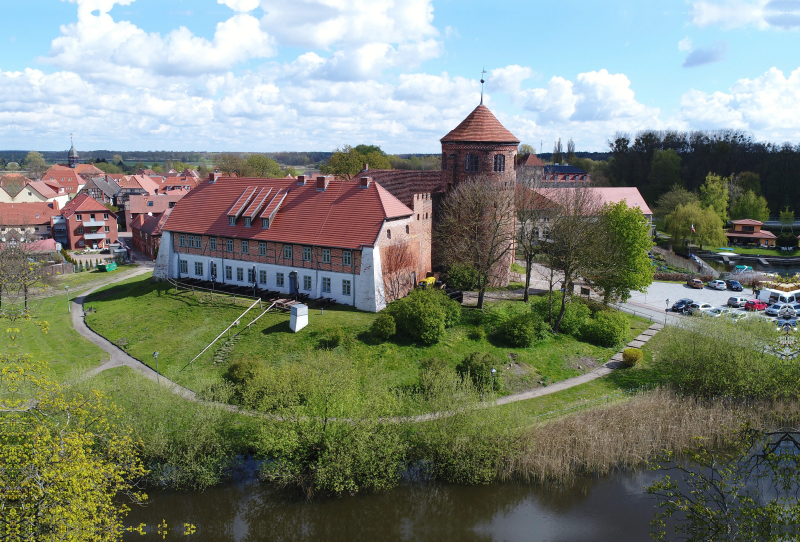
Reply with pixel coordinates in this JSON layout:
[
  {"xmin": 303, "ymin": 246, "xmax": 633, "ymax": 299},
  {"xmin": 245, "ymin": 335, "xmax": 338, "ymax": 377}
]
[{"xmin": 496, "ymin": 322, "xmax": 664, "ymax": 405}]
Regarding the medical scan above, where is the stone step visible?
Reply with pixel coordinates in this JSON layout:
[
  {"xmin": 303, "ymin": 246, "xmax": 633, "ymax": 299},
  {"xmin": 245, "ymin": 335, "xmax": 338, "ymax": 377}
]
[{"xmin": 627, "ymin": 340, "xmax": 646, "ymax": 348}]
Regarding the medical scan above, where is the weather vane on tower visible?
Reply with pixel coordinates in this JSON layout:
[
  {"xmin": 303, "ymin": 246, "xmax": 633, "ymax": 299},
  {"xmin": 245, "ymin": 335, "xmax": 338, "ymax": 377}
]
[{"xmin": 480, "ymin": 68, "xmax": 487, "ymax": 105}]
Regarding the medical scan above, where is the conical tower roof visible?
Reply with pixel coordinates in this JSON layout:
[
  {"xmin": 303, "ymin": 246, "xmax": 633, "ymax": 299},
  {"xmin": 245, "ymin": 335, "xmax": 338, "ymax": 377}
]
[
  {"xmin": 68, "ymin": 144, "xmax": 79, "ymax": 158},
  {"xmin": 441, "ymin": 105, "xmax": 519, "ymax": 144}
]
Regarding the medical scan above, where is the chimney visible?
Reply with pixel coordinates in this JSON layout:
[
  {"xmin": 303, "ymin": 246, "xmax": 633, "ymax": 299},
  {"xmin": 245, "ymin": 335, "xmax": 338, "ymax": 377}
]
[
  {"xmin": 316, "ymin": 176, "xmax": 330, "ymax": 191},
  {"xmin": 360, "ymin": 176, "xmax": 372, "ymax": 189},
  {"xmin": 363, "ymin": 163, "xmax": 369, "ymax": 171},
  {"xmin": 297, "ymin": 175, "xmax": 307, "ymax": 186}
]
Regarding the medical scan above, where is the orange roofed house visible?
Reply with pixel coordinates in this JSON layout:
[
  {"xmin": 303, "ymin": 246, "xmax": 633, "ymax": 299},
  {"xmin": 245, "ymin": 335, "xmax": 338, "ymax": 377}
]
[
  {"xmin": 154, "ymin": 175, "xmax": 428, "ymax": 312},
  {"xmin": 726, "ymin": 219, "xmax": 776, "ymax": 247},
  {"xmin": 53, "ymin": 193, "xmax": 119, "ymax": 250}
]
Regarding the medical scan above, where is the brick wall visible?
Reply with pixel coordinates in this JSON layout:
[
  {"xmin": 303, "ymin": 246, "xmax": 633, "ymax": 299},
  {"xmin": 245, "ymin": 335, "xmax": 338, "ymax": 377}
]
[{"xmin": 441, "ymin": 142, "xmax": 517, "ymax": 189}]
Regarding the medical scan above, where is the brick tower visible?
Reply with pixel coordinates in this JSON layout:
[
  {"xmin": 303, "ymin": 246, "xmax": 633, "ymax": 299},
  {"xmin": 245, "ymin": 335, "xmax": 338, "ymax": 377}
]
[{"xmin": 440, "ymin": 105, "xmax": 520, "ymax": 189}]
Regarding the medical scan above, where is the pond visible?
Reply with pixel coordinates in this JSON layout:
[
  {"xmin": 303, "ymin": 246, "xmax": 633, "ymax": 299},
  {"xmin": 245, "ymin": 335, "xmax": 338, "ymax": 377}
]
[{"xmin": 124, "ymin": 468, "xmax": 664, "ymax": 541}]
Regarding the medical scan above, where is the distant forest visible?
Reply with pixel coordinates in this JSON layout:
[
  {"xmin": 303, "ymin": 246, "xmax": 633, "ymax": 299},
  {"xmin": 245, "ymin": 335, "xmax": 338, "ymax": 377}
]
[{"xmin": 605, "ymin": 130, "xmax": 800, "ymax": 216}]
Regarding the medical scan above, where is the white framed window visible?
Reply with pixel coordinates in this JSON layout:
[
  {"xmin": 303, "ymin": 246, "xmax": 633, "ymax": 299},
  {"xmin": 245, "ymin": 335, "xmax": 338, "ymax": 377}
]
[
  {"xmin": 242, "ymin": 240, "xmax": 249, "ymax": 254},
  {"xmin": 210, "ymin": 238, "xmax": 217, "ymax": 250},
  {"xmin": 322, "ymin": 248, "xmax": 330, "ymax": 263},
  {"xmin": 225, "ymin": 266, "xmax": 232, "ymax": 280},
  {"xmin": 77, "ymin": 226, "xmax": 84, "ymax": 234},
  {"xmin": 303, "ymin": 246, "xmax": 312, "ymax": 261},
  {"xmin": 259, "ymin": 270, "xmax": 267, "ymax": 284},
  {"xmin": 343, "ymin": 250, "xmax": 351, "ymax": 266},
  {"xmin": 259, "ymin": 242, "xmax": 266, "ymax": 256},
  {"xmin": 194, "ymin": 261, "xmax": 203, "ymax": 276},
  {"xmin": 226, "ymin": 239, "xmax": 234, "ymax": 252},
  {"xmin": 244, "ymin": 217, "xmax": 251, "ymax": 227},
  {"xmin": 188, "ymin": 235, "xmax": 194, "ymax": 248},
  {"xmin": 76, "ymin": 214, "xmax": 82, "ymax": 221},
  {"xmin": 247, "ymin": 268, "xmax": 255, "ymax": 283},
  {"xmin": 322, "ymin": 277, "xmax": 331, "ymax": 293},
  {"xmin": 262, "ymin": 218, "xmax": 268, "ymax": 228},
  {"xmin": 104, "ymin": 226, "xmax": 110, "ymax": 232},
  {"xmin": 179, "ymin": 260, "xmax": 188, "ymax": 274},
  {"xmin": 229, "ymin": 216, "xmax": 236, "ymax": 226},
  {"xmin": 284, "ymin": 245, "xmax": 292, "ymax": 259},
  {"xmin": 342, "ymin": 279, "xmax": 351, "ymax": 296},
  {"xmin": 237, "ymin": 268, "xmax": 244, "ymax": 281},
  {"xmin": 276, "ymin": 272, "xmax": 284, "ymax": 287},
  {"xmin": 303, "ymin": 275, "xmax": 312, "ymax": 290},
  {"xmin": 179, "ymin": 234, "xmax": 186, "ymax": 247},
  {"xmin": 103, "ymin": 213, "xmax": 109, "ymax": 220}
]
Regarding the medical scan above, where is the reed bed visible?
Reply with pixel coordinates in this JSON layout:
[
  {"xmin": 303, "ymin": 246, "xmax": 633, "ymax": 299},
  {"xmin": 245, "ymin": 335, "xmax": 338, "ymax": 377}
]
[{"xmin": 500, "ymin": 387, "xmax": 800, "ymax": 484}]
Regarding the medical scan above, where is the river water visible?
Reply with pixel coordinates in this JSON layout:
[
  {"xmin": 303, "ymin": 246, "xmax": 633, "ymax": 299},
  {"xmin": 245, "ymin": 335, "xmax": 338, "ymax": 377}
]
[{"xmin": 124, "ymin": 470, "xmax": 665, "ymax": 541}]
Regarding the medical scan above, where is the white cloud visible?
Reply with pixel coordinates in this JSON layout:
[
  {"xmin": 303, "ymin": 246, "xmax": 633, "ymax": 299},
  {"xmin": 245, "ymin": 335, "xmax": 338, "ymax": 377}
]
[
  {"xmin": 689, "ymin": 0, "xmax": 800, "ymax": 29},
  {"xmin": 678, "ymin": 67, "xmax": 800, "ymax": 141},
  {"xmin": 678, "ymin": 37, "xmax": 693, "ymax": 52},
  {"xmin": 683, "ymin": 40, "xmax": 729, "ymax": 67},
  {"xmin": 217, "ymin": 0, "xmax": 260, "ymax": 12},
  {"xmin": 489, "ymin": 65, "xmax": 535, "ymax": 95}
]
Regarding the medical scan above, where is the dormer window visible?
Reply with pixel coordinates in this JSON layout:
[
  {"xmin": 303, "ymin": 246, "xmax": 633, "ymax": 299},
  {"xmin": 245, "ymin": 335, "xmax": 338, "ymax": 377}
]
[
  {"xmin": 262, "ymin": 218, "xmax": 268, "ymax": 228},
  {"xmin": 244, "ymin": 217, "xmax": 251, "ymax": 227},
  {"xmin": 229, "ymin": 216, "xmax": 236, "ymax": 226},
  {"xmin": 148, "ymin": 201, "xmax": 154, "ymax": 207}
]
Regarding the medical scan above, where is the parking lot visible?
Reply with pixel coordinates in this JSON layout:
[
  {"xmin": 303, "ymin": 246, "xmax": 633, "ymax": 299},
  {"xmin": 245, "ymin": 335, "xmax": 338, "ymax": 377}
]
[{"xmin": 629, "ymin": 280, "xmax": 756, "ymax": 312}]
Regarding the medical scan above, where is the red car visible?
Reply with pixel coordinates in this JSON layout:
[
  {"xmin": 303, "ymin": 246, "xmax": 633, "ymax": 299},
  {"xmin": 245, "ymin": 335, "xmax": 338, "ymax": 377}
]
[{"xmin": 744, "ymin": 300, "xmax": 768, "ymax": 311}]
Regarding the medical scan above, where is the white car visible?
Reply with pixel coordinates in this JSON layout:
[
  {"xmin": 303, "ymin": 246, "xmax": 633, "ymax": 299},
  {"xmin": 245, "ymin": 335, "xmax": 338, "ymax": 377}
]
[
  {"xmin": 708, "ymin": 280, "xmax": 727, "ymax": 290},
  {"xmin": 707, "ymin": 308, "xmax": 732, "ymax": 318},
  {"xmin": 687, "ymin": 302, "xmax": 713, "ymax": 315}
]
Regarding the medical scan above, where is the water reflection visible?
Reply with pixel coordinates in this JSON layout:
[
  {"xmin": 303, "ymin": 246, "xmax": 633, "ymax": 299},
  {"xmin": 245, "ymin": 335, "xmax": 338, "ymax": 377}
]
[{"xmin": 124, "ymin": 470, "xmax": 662, "ymax": 542}]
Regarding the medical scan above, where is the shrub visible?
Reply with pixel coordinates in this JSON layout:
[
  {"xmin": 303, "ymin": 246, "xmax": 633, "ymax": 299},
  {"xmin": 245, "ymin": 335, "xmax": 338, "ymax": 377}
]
[
  {"xmin": 582, "ymin": 311, "xmax": 628, "ymax": 348},
  {"xmin": 388, "ymin": 288, "xmax": 460, "ymax": 345},
  {"xmin": 321, "ymin": 328, "xmax": 347, "ymax": 349},
  {"xmin": 497, "ymin": 312, "xmax": 546, "ymax": 347},
  {"xmin": 777, "ymin": 233, "xmax": 798, "ymax": 248},
  {"xmin": 370, "ymin": 312, "xmax": 396, "ymax": 341},
  {"xmin": 559, "ymin": 302, "xmax": 591, "ymax": 337},
  {"xmin": 223, "ymin": 358, "xmax": 266, "ymax": 387},
  {"xmin": 622, "ymin": 348, "xmax": 643, "ymax": 367},
  {"xmin": 446, "ymin": 263, "xmax": 480, "ymax": 291},
  {"xmin": 456, "ymin": 352, "xmax": 503, "ymax": 391}
]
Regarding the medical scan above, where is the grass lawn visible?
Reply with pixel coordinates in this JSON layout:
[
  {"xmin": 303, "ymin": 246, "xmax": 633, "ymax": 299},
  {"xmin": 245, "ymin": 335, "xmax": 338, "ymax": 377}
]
[
  {"xmin": 50, "ymin": 264, "xmax": 141, "ymax": 294},
  {"xmin": 84, "ymin": 275, "xmax": 651, "ymax": 400},
  {"xmin": 14, "ymin": 292, "xmax": 108, "ymax": 381},
  {"xmin": 722, "ymin": 247, "xmax": 793, "ymax": 257}
]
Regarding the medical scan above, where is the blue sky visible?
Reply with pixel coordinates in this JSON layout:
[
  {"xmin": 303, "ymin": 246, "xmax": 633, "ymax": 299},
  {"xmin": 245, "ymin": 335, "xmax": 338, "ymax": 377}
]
[{"xmin": 1, "ymin": 0, "xmax": 798, "ymax": 153}]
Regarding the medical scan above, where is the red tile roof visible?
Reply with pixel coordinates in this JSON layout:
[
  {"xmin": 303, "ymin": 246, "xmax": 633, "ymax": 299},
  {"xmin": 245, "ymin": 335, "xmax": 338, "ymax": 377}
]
[
  {"xmin": 518, "ymin": 153, "xmax": 545, "ymax": 167},
  {"xmin": 727, "ymin": 230, "xmax": 776, "ymax": 239},
  {"xmin": 163, "ymin": 176, "xmax": 413, "ymax": 249},
  {"xmin": 538, "ymin": 187, "xmax": 653, "ymax": 216},
  {"xmin": 26, "ymin": 181, "xmax": 58, "ymax": 199},
  {"xmin": 133, "ymin": 209, "xmax": 171, "ymax": 237},
  {"xmin": 118, "ymin": 175, "xmax": 160, "ymax": 195},
  {"xmin": 128, "ymin": 192, "xmax": 186, "ymax": 215},
  {"xmin": 60, "ymin": 193, "xmax": 116, "ymax": 218},
  {"xmin": 441, "ymin": 105, "xmax": 520, "ymax": 143},
  {"xmin": 43, "ymin": 166, "xmax": 83, "ymax": 193},
  {"xmin": 730, "ymin": 219, "xmax": 764, "ymax": 225},
  {"xmin": 0, "ymin": 202, "xmax": 58, "ymax": 225},
  {"xmin": 74, "ymin": 163, "xmax": 105, "ymax": 175},
  {"xmin": 350, "ymin": 169, "xmax": 443, "ymax": 207},
  {"xmin": 24, "ymin": 238, "xmax": 58, "ymax": 252}
]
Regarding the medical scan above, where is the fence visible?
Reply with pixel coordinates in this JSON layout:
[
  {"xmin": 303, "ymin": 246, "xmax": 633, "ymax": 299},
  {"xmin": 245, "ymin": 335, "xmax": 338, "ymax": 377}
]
[
  {"xmin": 614, "ymin": 303, "xmax": 669, "ymax": 325},
  {"xmin": 168, "ymin": 278, "xmax": 264, "ymax": 308}
]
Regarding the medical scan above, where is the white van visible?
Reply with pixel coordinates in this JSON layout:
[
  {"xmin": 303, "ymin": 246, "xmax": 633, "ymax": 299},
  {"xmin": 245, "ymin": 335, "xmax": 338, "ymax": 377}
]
[{"xmin": 758, "ymin": 288, "xmax": 798, "ymax": 305}]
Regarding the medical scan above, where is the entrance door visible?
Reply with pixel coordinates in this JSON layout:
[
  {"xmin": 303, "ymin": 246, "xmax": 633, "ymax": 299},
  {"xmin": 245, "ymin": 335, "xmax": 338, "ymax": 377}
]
[
  {"xmin": 289, "ymin": 271, "xmax": 298, "ymax": 294},
  {"xmin": 211, "ymin": 262, "xmax": 217, "ymax": 281}
]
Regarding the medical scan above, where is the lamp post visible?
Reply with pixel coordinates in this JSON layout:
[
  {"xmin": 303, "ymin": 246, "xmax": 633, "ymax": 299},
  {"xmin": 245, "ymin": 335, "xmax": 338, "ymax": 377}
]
[
  {"xmin": 65, "ymin": 285, "xmax": 70, "ymax": 313},
  {"xmin": 491, "ymin": 367, "xmax": 497, "ymax": 404},
  {"xmin": 153, "ymin": 351, "xmax": 160, "ymax": 384}
]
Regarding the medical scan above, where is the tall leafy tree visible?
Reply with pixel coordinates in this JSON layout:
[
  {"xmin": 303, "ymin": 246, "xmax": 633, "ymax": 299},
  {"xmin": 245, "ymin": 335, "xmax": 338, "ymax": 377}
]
[
  {"xmin": 653, "ymin": 185, "xmax": 700, "ymax": 219},
  {"xmin": 552, "ymin": 139, "xmax": 563, "ymax": 164},
  {"xmin": 649, "ymin": 149, "xmax": 681, "ymax": 197},
  {"xmin": 665, "ymin": 202, "xmax": 727, "ymax": 249},
  {"xmin": 23, "ymin": 151, "xmax": 47, "ymax": 179},
  {"xmin": 320, "ymin": 145, "xmax": 392, "ymax": 180},
  {"xmin": 700, "ymin": 173, "xmax": 730, "ymax": 223},
  {"xmin": 780, "ymin": 206, "xmax": 794, "ymax": 233},
  {"xmin": 245, "ymin": 154, "xmax": 284, "ymax": 178},
  {"xmin": 730, "ymin": 190, "xmax": 769, "ymax": 222}
]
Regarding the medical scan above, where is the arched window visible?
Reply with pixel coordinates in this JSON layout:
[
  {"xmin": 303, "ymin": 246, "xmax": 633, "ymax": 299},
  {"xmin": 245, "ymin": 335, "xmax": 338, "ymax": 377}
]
[
  {"xmin": 493, "ymin": 154, "xmax": 505, "ymax": 172},
  {"xmin": 465, "ymin": 154, "xmax": 479, "ymax": 172},
  {"xmin": 387, "ymin": 230, "xmax": 391, "ymax": 239}
]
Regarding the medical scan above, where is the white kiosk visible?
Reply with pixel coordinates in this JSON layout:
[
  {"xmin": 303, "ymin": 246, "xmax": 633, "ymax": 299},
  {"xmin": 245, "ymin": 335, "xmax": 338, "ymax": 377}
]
[{"xmin": 290, "ymin": 304, "xmax": 308, "ymax": 333}]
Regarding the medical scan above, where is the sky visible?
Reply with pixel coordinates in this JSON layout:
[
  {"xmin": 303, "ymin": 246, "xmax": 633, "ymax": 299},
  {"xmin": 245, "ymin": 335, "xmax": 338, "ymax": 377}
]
[{"xmin": 0, "ymin": 0, "xmax": 799, "ymax": 154}]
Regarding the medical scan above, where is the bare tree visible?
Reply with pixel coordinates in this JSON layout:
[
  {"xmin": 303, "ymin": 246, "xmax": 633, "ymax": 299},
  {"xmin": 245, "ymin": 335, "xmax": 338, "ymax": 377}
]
[
  {"xmin": 437, "ymin": 177, "xmax": 516, "ymax": 310},
  {"xmin": 515, "ymin": 167, "xmax": 557, "ymax": 303},
  {"xmin": 382, "ymin": 240, "xmax": 416, "ymax": 303},
  {"xmin": 538, "ymin": 187, "xmax": 603, "ymax": 333},
  {"xmin": 0, "ymin": 229, "xmax": 46, "ymax": 318}
]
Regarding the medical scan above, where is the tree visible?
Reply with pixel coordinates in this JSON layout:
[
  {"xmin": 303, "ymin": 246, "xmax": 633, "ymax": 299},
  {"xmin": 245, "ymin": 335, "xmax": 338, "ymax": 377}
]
[
  {"xmin": 0, "ymin": 234, "xmax": 47, "ymax": 314},
  {"xmin": 653, "ymin": 185, "xmax": 700, "ymax": 220},
  {"xmin": 320, "ymin": 145, "xmax": 392, "ymax": 180},
  {"xmin": 95, "ymin": 162, "xmax": 123, "ymax": 174},
  {"xmin": 518, "ymin": 143, "xmax": 535, "ymax": 155},
  {"xmin": 649, "ymin": 149, "xmax": 682, "ymax": 197},
  {"xmin": 112, "ymin": 154, "xmax": 124, "ymax": 165},
  {"xmin": 665, "ymin": 201, "xmax": 727, "ymax": 249},
  {"xmin": 552, "ymin": 139, "xmax": 563, "ymax": 164},
  {"xmin": 730, "ymin": 190, "xmax": 769, "ymax": 222},
  {"xmin": 23, "ymin": 151, "xmax": 47, "ymax": 179},
  {"xmin": 736, "ymin": 171, "xmax": 761, "ymax": 195},
  {"xmin": 0, "ymin": 330, "xmax": 147, "ymax": 539},
  {"xmin": 515, "ymin": 167, "xmax": 555, "ymax": 303},
  {"xmin": 538, "ymin": 187, "xmax": 604, "ymax": 332},
  {"xmin": 215, "ymin": 154, "xmax": 251, "ymax": 177},
  {"xmin": 566, "ymin": 138, "xmax": 577, "ymax": 163},
  {"xmin": 436, "ymin": 177, "xmax": 516, "ymax": 310},
  {"xmin": 245, "ymin": 154, "xmax": 284, "ymax": 178},
  {"xmin": 5, "ymin": 162, "xmax": 19, "ymax": 171},
  {"xmin": 700, "ymin": 173, "xmax": 730, "ymax": 223},
  {"xmin": 780, "ymin": 206, "xmax": 794, "ymax": 233},
  {"xmin": 586, "ymin": 201, "xmax": 654, "ymax": 302},
  {"xmin": 381, "ymin": 241, "xmax": 417, "ymax": 303}
]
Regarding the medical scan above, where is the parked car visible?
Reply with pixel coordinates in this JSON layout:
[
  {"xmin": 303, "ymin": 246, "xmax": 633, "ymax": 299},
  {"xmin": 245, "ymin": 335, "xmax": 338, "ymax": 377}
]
[
  {"xmin": 708, "ymin": 279, "xmax": 727, "ymax": 290},
  {"xmin": 745, "ymin": 299, "xmax": 768, "ymax": 311},
  {"xmin": 671, "ymin": 298, "xmax": 694, "ymax": 312},
  {"xmin": 687, "ymin": 278, "xmax": 704, "ymax": 289},
  {"xmin": 687, "ymin": 302, "xmax": 713, "ymax": 316},
  {"xmin": 725, "ymin": 279, "xmax": 743, "ymax": 291},
  {"xmin": 727, "ymin": 296, "xmax": 748, "ymax": 308},
  {"xmin": 707, "ymin": 307, "xmax": 732, "ymax": 318},
  {"xmin": 778, "ymin": 305, "xmax": 797, "ymax": 319},
  {"xmin": 765, "ymin": 303, "xmax": 790, "ymax": 317}
]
